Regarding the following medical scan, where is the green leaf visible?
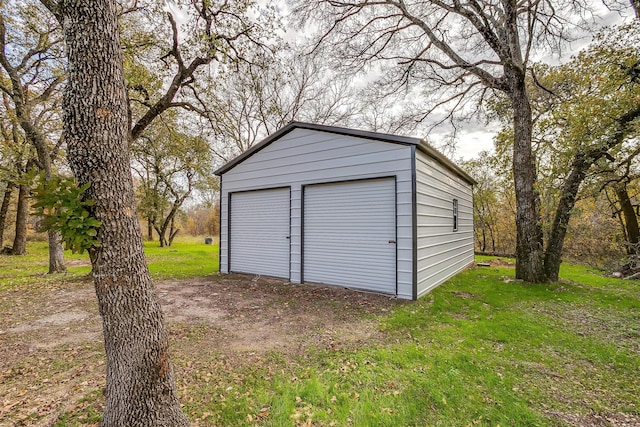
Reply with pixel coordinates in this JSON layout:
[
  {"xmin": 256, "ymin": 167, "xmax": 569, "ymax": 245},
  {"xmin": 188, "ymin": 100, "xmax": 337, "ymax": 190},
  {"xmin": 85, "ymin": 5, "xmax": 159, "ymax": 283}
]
[{"xmin": 31, "ymin": 175, "xmax": 101, "ymax": 254}]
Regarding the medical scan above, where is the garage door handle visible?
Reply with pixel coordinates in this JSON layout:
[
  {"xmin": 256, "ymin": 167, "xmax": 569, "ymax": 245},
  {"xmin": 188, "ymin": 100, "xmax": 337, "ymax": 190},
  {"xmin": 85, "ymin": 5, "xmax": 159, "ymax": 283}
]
[
  {"xmin": 388, "ymin": 240, "xmax": 396, "ymax": 244},
  {"xmin": 286, "ymin": 236, "xmax": 290, "ymax": 239}
]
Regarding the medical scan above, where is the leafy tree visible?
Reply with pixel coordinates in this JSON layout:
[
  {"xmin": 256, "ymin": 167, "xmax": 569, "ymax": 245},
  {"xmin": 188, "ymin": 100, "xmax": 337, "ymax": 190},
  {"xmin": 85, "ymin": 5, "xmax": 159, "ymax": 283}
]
[
  {"xmin": 184, "ymin": 202, "xmax": 220, "ymax": 236},
  {"xmin": 595, "ymin": 139, "xmax": 640, "ymax": 258},
  {"xmin": 462, "ymin": 152, "xmax": 502, "ymax": 253},
  {"xmin": 0, "ymin": 0, "xmax": 66, "ymax": 271},
  {"xmin": 517, "ymin": 22, "xmax": 640, "ymax": 279},
  {"xmin": 562, "ymin": 195, "xmax": 626, "ymax": 268},
  {"xmin": 486, "ymin": 21, "xmax": 640, "ymax": 277},
  {"xmin": 607, "ymin": 181, "xmax": 640, "ymax": 255},
  {"xmin": 132, "ymin": 115, "xmax": 212, "ymax": 247},
  {"xmin": 0, "ymin": 90, "xmax": 38, "ymax": 255}
]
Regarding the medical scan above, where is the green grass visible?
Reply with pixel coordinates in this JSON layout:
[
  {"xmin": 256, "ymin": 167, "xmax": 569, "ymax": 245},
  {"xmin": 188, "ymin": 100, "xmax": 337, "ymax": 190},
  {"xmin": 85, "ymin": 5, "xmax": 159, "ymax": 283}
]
[
  {"xmin": 0, "ymin": 241, "xmax": 91, "ymax": 291},
  {"xmin": 143, "ymin": 237, "xmax": 219, "ymax": 279},
  {"xmin": 176, "ymin": 259, "xmax": 639, "ymax": 426},
  {"xmin": 3, "ymin": 245, "xmax": 638, "ymax": 426},
  {"xmin": 0, "ymin": 236, "xmax": 219, "ymax": 290}
]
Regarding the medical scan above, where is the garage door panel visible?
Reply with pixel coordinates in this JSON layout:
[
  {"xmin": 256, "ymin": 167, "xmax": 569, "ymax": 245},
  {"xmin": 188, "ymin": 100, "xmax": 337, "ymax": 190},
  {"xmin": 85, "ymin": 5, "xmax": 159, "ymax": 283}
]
[
  {"xmin": 230, "ymin": 188, "xmax": 290, "ymax": 278},
  {"xmin": 303, "ymin": 178, "xmax": 396, "ymax": 294}
]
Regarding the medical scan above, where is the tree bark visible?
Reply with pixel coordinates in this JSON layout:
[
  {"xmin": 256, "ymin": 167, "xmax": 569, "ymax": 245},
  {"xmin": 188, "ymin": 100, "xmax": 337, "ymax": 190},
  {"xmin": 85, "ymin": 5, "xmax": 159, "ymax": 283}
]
[
  {"xmin": 632, "ymin": 0, "xmax": 640, "ymax": 19},
  {"xmin": 154, "ymin": 221, "xmax": 167, "ymax": 247},
  {"xmin": 147, "ymin": 218, "xmax": 153, "ymax": 241},
  {"xmin": 0, "ymin": 183, "xmax": 13, "ymax": 248},
  {"xmin": 11, "ymin": 182, "xmax": 29, "ymax": 255},
  {"xmin": 168, "ymin": 215, "xmax": 179, "ymax": 246},
  {"xmin": 59, "ymin": 1, "xmax": 188, "ymax": 425},
  {"xmin": 509, "ymin": 70, "xmax": 546, "ymax": 282},
  {"xmin": 47, "ymin": 230, "xmax": 66, "ymax": 273},
  {"xmin": 543, "ymin": 153, "xmax": 591, "ymax": 281},
  {"xmin": 616, "ymin": 184, "xmax": 640, "ymax": 253}
]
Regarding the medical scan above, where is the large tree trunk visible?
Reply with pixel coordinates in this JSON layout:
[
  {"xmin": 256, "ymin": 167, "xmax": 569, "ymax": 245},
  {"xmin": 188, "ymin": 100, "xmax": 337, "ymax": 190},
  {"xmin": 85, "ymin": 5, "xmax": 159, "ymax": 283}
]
[
  {"xmin": 155, "ymin": 222, "xmax": 167, "ymax": 247},
  {"xmin": 0, "ymin": 183, "xmax": 13, "ymax": 248},
  {"xmin": 168, "ymin": 215, "xmax": 179, "ymax": 246},
  {"xmin": 11, "ymin": 182, "xmax": 29, "ymax": 255},
  {"xmin": 59, "ymin": 1, "xmax": 188, "ymax": 425},
  {"xmin": 22, "ymin": 120, "xmax": 66, "ymax": 271},
  {"xmin": 543, "ymin": 153, "xmax": 591, "ymax": 281},
  {"xmin": 509, "ymin": 74, "xmax": 546, "ymax": 282},
  {"xmin": 616, "ymin": 184, "xmax": 640, "ymax": 254},
  {"xmin": 147, "ymin": 218, "xmax": 154, "ymax": 241},
  {"xmin": 47, "ymin": 230, "xmax": 66, "ymax": 273}
]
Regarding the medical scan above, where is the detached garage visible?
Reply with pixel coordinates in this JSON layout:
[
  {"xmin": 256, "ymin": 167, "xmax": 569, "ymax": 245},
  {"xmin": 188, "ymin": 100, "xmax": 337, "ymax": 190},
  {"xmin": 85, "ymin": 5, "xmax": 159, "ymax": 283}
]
[{"xmin": 214, "ymin": 122, "xmax": 475, "ymax": 300}]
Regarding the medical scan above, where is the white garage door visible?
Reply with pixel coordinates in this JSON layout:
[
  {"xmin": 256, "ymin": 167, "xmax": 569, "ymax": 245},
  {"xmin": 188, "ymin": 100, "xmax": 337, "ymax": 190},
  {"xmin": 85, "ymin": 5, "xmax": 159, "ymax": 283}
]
[
  {"xmin": 303, "ymin": 178, "xmax": 396, "ymax": 294},
  {"xmin": 230, "ymin": 188, "xmax": 290, "ymax": 278}
]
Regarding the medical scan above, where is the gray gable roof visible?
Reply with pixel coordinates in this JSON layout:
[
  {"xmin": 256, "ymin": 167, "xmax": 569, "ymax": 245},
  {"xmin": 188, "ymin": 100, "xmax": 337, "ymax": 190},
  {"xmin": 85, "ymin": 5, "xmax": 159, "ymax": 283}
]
[{"xmin": 214, "ymin": 121, "xmax": 476, "ymax": 185}]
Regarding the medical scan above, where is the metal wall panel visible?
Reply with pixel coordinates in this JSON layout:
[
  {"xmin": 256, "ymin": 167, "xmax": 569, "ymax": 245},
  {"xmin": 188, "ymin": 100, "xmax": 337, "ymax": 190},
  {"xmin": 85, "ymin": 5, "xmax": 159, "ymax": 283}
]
[
  {"xmin": 415, "ymin": 150, "xmax": 474, "ymax": 297},
  {"xmin": 229, "ymin": 188, "xmax": 290, "ymax": 278},
  {"xmin": 303, "ymin": 178, "xmax": 396, "ymax": 294}
]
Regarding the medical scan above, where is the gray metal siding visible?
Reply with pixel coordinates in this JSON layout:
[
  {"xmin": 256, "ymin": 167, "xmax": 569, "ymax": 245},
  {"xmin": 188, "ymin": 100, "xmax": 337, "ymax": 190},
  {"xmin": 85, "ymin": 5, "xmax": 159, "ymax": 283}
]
[
  {"xmin": 219, "ymin": 128, "xmax": 414, "ymax": 299},
  {"xmin": 229, "ymin": 188, "xmax": 290, "ymax": 278},
  {"xmin": 415, "ymin": 149, "xmax": 474, "ymax": 296},
  {"xmin": 303, "ymin": 178, "xmax": 396, "ymax": 294}
]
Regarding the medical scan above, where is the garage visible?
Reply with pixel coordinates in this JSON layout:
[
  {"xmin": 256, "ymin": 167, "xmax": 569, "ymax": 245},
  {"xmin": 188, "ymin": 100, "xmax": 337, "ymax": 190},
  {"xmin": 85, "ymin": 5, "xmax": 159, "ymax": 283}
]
[
  {"xmin": 303, "ymin": 178, "xmax": 396, "ymax": 294},
  {"xmin": 229, "ymin": 188, "xmax": 290, "ymax": 278},
  {"xmin": 215, "ymin": 122, "xmax": 475, "ymax": 300}
]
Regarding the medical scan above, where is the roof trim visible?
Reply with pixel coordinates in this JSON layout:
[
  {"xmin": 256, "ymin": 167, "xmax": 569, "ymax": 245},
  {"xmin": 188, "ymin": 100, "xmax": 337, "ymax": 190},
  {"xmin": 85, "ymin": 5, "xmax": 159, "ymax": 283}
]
[
  {"xmin": 213, "ymin": 121, "xmax": 476, "ymax": 185},
  {"xmin": 416, "ymin": 141, "xmax": 477, "ymax": 185}
]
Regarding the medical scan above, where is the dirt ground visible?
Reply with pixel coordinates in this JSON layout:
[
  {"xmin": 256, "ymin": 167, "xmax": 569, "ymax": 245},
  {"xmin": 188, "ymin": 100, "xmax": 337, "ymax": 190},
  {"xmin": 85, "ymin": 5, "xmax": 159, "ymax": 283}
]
[
  {"xmin": 3, "ymin": 272, "xmax": 638, "ymax": 426},
  {"xmin": 0, "ymin": 274, "xmax": 405, "ymax": 426}
]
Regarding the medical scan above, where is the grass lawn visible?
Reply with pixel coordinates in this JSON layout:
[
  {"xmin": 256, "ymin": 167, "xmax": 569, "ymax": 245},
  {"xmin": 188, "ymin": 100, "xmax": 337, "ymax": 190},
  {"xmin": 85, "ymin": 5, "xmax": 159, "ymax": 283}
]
[
  {"xmin": 0, "ymin": 242, "xmax": 638, "ymax": 426},
  {"xmin": 0, "ymin": 236, "xmax": 219, "ymax": 291}
]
